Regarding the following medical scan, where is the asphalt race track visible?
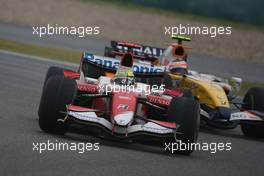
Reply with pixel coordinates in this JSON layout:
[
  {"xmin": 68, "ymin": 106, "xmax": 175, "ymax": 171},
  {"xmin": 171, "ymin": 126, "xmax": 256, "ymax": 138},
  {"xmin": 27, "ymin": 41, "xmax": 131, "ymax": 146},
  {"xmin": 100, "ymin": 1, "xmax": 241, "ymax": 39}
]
[{"xmin": 0, "ymin": 52, "xmax": 264, "ymax": 176}]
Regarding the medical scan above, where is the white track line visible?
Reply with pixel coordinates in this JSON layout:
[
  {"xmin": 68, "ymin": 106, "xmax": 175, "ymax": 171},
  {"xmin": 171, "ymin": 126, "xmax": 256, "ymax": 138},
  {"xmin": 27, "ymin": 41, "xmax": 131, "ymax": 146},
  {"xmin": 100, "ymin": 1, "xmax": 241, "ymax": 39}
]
[{"xmin": 0, "ymin": 49, "xmax": 78, "ymax": 67}]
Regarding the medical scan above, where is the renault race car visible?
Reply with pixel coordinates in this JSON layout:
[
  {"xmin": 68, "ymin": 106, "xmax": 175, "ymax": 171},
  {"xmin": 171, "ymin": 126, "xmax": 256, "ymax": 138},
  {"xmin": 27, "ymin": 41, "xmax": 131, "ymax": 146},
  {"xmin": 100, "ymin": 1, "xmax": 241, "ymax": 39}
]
[
  {"xmin": 104, "ymin": 37, "xmax": 264, "ymax": 138},
  {"xmin": 163, "ymin": 36, "xmax": 264, "ymax": 138},
  {"xmin": 38, "ymin": 47, "xmax": 200, "ymax": 155}
]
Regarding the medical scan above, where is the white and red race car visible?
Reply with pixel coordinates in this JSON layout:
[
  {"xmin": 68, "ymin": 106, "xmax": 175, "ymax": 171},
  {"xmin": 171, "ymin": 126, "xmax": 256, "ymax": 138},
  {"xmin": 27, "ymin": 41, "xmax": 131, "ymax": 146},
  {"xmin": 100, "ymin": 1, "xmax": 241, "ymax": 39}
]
[
  {"xmin": 104, "ymin": 39, "xmax": 264, "ymax": 138},
  {"xmin": 38, "ymin": 49, "xmax": 200, "ymax": 155}
]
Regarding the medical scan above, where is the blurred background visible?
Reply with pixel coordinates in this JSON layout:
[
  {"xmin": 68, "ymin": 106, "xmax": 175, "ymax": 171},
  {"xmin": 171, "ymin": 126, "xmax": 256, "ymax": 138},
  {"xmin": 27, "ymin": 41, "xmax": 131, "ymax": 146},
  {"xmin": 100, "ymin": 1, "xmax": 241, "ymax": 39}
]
[
  {"xmin": 0, "ymin": 0, "xmax": 263, "ymax": 72},
  {"xmin": 97, "ymin": 0, "xmax": 264, "ymax": 25}
]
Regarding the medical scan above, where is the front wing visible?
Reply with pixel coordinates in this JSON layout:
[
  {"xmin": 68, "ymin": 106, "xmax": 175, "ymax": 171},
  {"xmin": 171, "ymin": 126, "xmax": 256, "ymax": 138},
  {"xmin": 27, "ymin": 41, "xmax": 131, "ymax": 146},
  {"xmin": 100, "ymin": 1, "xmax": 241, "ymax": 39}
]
[
  {"xmin": 61, "ymin": 105, "xmax": 178, "ymax": 138},
  {"xmin": 230, "ymin": 110, "xmax": 264, "ymax": 122}
]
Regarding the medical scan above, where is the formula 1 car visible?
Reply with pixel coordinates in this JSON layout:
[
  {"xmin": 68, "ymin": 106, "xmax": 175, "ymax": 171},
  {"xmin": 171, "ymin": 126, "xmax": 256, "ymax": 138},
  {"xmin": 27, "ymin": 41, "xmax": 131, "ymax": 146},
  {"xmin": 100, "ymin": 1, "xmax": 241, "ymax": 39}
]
[
  {"xmin": 163, "ymin": 36, "xmax": 264, "ymax": 138},
  {"xmin": 38, "ymin": 47, "xmax": 200, "ymax": 155},
  {"xmin": 105, "ymin": 38, "xmax": 264, "ymax": 138}
]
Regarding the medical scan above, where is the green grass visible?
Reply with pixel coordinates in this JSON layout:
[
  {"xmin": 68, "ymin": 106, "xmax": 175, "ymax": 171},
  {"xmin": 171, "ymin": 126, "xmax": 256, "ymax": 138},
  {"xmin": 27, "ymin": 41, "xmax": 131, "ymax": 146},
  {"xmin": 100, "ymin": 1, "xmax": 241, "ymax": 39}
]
[
  {"xmin": 239, "ymin": 81, "xmax": 264, "ymax": 95},
  {"xmin": 0, "ymin": 37, "xmax": 263, "ymax": 94},
  {"xmin": 84, "ymin": 0, "xmax": 264, "ymax": 32},
  {"xmin": 0, "ymin": 38, "xmax": 81, "ymax": 63}
]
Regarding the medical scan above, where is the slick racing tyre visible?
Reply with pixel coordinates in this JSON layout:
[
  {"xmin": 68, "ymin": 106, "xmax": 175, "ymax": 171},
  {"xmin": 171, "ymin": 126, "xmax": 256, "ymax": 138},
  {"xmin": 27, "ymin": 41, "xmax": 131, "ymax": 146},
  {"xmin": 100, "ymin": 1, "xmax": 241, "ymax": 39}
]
[
  {"xmin": 163, "ymin": 74, "xmax": 173, "ymax": 89},
  {"xmin": 82, "ymin": 62, "xmax": 104, "ymax": 79},
  {"xmin": 38, "ymin": 66, "xmax": 66, "ymax": 120},
  {"xmin": 182, "ymin": 89, "xmax": 193, "ymax": 98},
  {"xmin": 240, "ymin": 123, "xmax": 264, "ymax": 138},
  {"xmin": 241, "ymin": 87, "xmax": 264, "ymax": 138},
  {"xmin": 104, "ymin": 46, "xmax": 116, "ymax": 58},
  {"xmin": 167, "ymin": 97, "xmax": 200, "ymax": 155},
  {"xmin": 38, "ymin": 76, "xmax": 77, "ymax": 134},
  {"xmin": 43, "ymin": 66, "xmax": 64, "ymax": 86}
]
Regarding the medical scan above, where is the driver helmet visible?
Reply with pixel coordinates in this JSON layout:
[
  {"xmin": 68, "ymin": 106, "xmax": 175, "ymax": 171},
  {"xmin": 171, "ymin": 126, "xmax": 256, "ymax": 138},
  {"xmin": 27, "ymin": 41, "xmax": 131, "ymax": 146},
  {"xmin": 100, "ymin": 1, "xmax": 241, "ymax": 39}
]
[
  {"xmin": 168, "ymin": 60, "xmax": 188, "ymax": 75},
  {"xmin": 114, "ymin": 68, "xmax": 135, "ymax": 86},
  {"xmin": 114, "ymin": 77, "xmax": 135, "ymax": 86}
]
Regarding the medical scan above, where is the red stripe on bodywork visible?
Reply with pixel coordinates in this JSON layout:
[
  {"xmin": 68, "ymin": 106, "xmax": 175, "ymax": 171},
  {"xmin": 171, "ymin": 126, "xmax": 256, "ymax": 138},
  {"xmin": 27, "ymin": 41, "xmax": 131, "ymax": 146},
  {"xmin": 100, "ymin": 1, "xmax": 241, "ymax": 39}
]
[
  {"xmin": 147, "ymin": 95, "xmax": 170, "ymax": 106},
  {"xmin": 164, "ymin": 89, "xmax": 183, "ymax": 97},
  {"xmin": 77, "ymin": 81, "xmax": 98, "ymax": 93},
  {"xmin": 118, "ymin": 42, "xmax": 142, "ymax": 48},
  {"xmin": 63, "ymin": 70, "xmax": 80, "ymax": 79}
]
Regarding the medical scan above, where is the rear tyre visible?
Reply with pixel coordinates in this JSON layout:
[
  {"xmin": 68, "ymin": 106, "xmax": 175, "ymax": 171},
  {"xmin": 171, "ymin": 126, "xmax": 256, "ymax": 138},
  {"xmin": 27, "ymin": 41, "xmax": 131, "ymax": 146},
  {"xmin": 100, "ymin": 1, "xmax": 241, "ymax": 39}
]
[
  {"xmin": 241, "ymin": 88, "xmax": 264, "ymax": 138},
  {"xmin": 104, "ymin": 47, "xmax": 115, "ymax": 58},
  {"xmin": 82, "ymin": 63, "xmax": 104, "ymax": 79},
  {"xmin": 167, "ymin": 97, "xmax": 200, "ymax": 155},
  {"xmin": 38, "ymin": 76, "xmax": 77, "ymax": 134},
  {"xmin": 163, "ymin": 74, "xmax": 173, "ymax": 88},
  {"xmin": 183, "ymin": 89, "xmax": 193, "ymax": 98}
]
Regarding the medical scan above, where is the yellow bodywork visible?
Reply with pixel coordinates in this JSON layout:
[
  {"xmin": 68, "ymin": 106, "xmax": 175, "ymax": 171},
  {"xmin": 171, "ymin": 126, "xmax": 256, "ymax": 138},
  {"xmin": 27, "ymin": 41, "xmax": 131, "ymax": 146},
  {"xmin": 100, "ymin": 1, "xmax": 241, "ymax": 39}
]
[{"xmin": 168, "ymin": 73, "xmax": 230, "ymax": 109}]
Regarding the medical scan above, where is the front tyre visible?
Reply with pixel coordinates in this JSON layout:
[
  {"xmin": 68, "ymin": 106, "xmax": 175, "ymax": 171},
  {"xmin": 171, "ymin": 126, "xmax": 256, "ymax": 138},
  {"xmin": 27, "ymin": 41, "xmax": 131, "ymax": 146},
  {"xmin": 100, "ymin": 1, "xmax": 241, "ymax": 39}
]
[
  {"xmin": 82, "ymin": 62, "xmax": 104, "ymax": 79},
  {"xmin": 167, "ymin": 97, "xmax": 200, "ymax": 155},
  {"xmin": 43, "ymin": 66, "xmax": 64, "ymax": 85},
  {"xmin": 38, "ymin": 76, "xmax": 77, "ymax": 134},
  {"xmin": 241, "ymin": 87, "xmax": 264, "ymax": 138}
]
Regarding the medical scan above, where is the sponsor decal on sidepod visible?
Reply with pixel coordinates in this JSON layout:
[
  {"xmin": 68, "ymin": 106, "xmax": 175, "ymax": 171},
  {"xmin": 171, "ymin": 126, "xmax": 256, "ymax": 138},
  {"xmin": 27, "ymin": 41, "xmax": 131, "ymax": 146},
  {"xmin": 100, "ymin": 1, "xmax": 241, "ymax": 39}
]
[{"xmin": 83, "ymin": 52, "xmax": 164, "ymax": 73}]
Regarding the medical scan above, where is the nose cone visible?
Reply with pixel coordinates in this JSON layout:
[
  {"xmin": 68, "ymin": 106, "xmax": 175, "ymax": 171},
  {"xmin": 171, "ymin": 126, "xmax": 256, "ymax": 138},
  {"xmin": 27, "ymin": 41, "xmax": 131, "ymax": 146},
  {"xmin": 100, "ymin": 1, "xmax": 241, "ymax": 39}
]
[
  {"xmin": 114, "ymin": 112, "xmax": 134, "ymax": 126},
  {"xmin": 211, "ymin": 107, "xmax": 231, "ymax": 120}
]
